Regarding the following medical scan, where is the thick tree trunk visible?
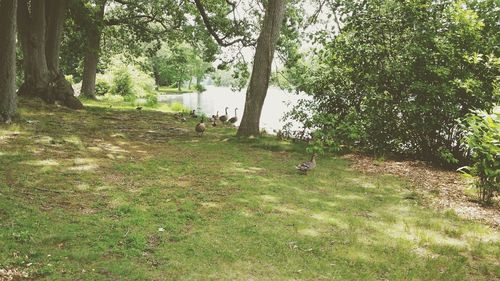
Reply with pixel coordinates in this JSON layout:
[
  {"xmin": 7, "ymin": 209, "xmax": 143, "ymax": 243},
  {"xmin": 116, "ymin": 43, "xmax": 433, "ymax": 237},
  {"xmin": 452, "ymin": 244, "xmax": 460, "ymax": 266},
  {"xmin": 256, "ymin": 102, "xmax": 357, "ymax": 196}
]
[
  {"xmin": 17, "ymin": 0, "xmax": 51, "ymax": 99},
  {"xmin": 17, "ymin": 0, "xmax": 83, "ymax": 109},
  {"xmin": 237, "ymin": 0, "xmax": 286, "ymax": 137},
  {"xmin": 45, "ymin": 0, "xmax": 66, "ymax": 77},
  {"xmin": 80, "ymin": 0, "xmax": 106, "ymax": 99},
  {"xmin": 0, "ymin": 0, "xmax": 17, "ymax": 122}
]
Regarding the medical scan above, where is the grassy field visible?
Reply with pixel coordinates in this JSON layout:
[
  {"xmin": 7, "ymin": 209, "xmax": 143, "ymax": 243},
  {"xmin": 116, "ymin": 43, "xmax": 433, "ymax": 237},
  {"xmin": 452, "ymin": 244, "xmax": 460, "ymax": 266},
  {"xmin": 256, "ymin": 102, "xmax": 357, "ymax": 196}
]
[
  {"xmin": 156, "ymin": 86, "xmax": 194, "ymax": 94},
  {"xmin": 0, "ymin": 99, "xmax": 498, "ymax": 280}
]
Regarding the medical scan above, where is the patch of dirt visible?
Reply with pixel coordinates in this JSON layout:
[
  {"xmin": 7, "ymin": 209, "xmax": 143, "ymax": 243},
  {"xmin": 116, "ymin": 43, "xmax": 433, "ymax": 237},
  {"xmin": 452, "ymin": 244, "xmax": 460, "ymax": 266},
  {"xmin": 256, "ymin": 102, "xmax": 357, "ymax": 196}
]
[
  {"xmin": 343, "ymin": 154, "xmax": 500, "ymax": 229},
  {"xmin": 0, "ymin": 268, "xmax": 29, "ymax": 281}
]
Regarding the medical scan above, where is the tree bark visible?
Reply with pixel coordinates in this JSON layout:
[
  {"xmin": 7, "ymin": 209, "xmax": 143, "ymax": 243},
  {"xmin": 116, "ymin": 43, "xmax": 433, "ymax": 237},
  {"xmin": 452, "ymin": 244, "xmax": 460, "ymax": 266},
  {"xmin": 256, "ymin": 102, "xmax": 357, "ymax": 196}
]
[
  {"xmin": 80, "ymin": 0, "xmax": 106, "ymax": 99},
  {"xmin": 17, "ymin": 0, "xmax": 83, "ymax": 109},
  {"xmin": 237, "ymin": 0, "xmax": 286, "ymax": 137},
  {"xmin": 0, "ymin": 0, "xmax": 17, "ymax": 122},
  {"xmin": 17, "ymin": 0, "xmax": 51, "ymax": 99}
]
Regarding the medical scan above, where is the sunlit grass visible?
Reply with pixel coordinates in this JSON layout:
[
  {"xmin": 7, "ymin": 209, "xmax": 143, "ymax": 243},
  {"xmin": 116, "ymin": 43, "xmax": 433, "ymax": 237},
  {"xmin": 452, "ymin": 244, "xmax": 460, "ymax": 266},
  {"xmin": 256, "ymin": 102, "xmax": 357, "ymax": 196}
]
[{"xmin": 0, "ymin": 99, "xmax": 498, "ymax": 280}]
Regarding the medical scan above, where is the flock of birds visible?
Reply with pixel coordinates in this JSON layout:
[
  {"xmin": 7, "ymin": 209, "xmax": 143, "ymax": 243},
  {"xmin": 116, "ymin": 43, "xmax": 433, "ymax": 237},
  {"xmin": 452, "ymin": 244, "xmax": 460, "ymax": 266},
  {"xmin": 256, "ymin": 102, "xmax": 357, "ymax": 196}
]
[
  {"xmin": 172, "ymin": 107, "xmax": 316, "ymax": 174},
  {"xmin": 173, "ymin": 107, "xmax": 239, "ymax": 137}
]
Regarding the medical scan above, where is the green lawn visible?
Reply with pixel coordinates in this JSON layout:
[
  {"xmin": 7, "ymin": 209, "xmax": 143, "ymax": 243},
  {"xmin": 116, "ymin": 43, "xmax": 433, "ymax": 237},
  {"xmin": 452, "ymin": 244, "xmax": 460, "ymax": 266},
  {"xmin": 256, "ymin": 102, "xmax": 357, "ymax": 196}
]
[
  {"xmin": 0, "ymin": 99, "xmax": 498, "ymax": 280},
  {"xmin": 156, "ymin": 86, "xmax": 194, "ymax": 94}
]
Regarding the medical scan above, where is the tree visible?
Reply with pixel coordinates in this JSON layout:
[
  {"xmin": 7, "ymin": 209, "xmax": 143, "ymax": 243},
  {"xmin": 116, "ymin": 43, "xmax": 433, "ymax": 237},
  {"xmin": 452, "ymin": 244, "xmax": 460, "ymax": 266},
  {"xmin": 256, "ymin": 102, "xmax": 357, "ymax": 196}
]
[
  {"xmin": 78, "ymin": 0, "xmax": 107, "ymax": 98},
  {"xmin": 17, "ymin": 0, "xmax": 83, "ymax": 109},
  {"xmin": 0, "ymin": 0, "xmax": 17, "ymax": 122},
  {"xmin": 71, "ymin": 0, "xmax": 187, "ymax": 99},
  {"xmin": 237, "ymin": 0, "xmax": 287, "ymax": 136},
  {"xmin": 285, "ymin": 0, "xmax": 499, "ymax": 163}
]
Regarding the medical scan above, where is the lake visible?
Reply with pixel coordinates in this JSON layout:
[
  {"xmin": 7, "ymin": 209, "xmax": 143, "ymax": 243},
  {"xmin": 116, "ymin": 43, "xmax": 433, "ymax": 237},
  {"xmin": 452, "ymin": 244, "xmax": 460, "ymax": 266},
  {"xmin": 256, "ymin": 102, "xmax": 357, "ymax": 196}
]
[{"xmin": 158, "ymin": 86, "xmax": 306, "ymax": 133}]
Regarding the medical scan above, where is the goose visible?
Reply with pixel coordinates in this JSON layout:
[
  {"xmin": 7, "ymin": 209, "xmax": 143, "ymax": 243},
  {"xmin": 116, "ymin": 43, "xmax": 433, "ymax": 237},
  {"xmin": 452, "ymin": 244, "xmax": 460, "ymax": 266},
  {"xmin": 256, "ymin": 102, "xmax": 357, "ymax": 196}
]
[
  {"xmin": 296, "ymin": 154, "xmax": 317, "ymax": 174},
  {"xmin": 210, "ymin": 111, "xmax": 219, "ymax": 123},
  {"xmin": 212, "ymin": 119, "xmax": 217, "ymax": 127},
  {"xmin": 228, "ymin": 108, "xmax": 238, "ymax": 124},
  {"xmin": 190, "ymin": 110, "xmax": 198, "ymax": 118},
  {"xmin": 195, "ymin": 117, "xmax": 206, "ymax": 136},
  {"xmin": 136, "ymin": 106, "xmax": 143, "ymax": 111},
  {"xmin": 174, "ymin": 112, "xmax": 187, "ymax": 122},
  {"xmin": 219, "ymin": 107, "xmax": 229, "ymax": 123}
]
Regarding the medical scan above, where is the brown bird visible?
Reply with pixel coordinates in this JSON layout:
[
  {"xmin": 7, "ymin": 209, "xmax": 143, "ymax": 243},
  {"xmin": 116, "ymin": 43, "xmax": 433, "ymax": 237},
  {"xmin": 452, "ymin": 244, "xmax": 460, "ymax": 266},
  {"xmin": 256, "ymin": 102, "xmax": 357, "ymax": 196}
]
[
  {"xmin": 195, "ymin": 117, "xmax": 206, "ymax": 136},
  {"xmin": 190, "ymin": 110, "xmax": 198, "ymax": 118},
  {"xmin": 296, "ymin": 154, "xmax": 317, "ymax": 174},
  {"xmin": 228, "ymin": 108, "xmax": 238, "ymax": 124},
  {"xmin": 219, "ymin": 107, "xmax": 228, "ymax": 123}
]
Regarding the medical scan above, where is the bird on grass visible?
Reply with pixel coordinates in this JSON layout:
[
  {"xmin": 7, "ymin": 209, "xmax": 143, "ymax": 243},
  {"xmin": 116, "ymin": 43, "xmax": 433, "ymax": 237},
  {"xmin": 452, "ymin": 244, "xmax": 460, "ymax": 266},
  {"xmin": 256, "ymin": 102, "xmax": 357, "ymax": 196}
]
[
  {"xmin": 136, "ymin": 106, "xmax": 143, "ymax": 111},
  {"xmin": 195, "ymin": 117, "xmax": 206, "ymax": 136},
  {"xmin": 228, "ymin": 108, "xmax": 238, "ymax": 124},
  {"xmin": 210, "ymin": 111, "xmax": 218, "ymax": 122},
  {"xmin": 219, "ymin": 107, "xmax": 229, "ymax": 123},
  {"xmin": 212, "ymin": 119, "xmax": 217, "ymax": 127},
  {"xmin": 296, "ymin": 154, "xmax": 317, "ymax": 174},
  {"xmin": 174, "ymin": 112, "xmax": 187, "ymax": 122},
  {"xmin": 190, "ymin": 110, "xmax": 198, "ymax": 118}
]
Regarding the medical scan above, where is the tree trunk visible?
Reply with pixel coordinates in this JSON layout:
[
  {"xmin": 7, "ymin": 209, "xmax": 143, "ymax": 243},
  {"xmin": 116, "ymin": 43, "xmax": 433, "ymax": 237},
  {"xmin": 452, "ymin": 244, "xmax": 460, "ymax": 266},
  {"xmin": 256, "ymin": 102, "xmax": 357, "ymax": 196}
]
[
  {"xmin": 0, "ymin": 0, "xmax": 17, "ymax": 122},
  {"xmin": 237, "ymin": 0, "xmax": 286, "ymax": 137},
  {"xmin": 17, "ymin": 0, "xmax": 83, "ymax": 109},
  {"xmin": 17, "ymin": 0, "xmax": 51, "ymax": 100},
  {"xmin": 80, "ymin": 0, "xmax": 106, "ymax": 99}
]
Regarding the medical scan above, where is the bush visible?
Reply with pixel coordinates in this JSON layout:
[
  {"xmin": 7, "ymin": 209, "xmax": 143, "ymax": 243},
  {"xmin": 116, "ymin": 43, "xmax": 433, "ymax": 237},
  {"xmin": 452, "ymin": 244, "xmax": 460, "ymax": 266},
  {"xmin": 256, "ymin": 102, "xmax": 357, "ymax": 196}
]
[
  {"xmin": 95, "ymin": 79, "xmax": 110, "ymax": 96},
  {"xmin": 284, "ymin": 0, "xmax": 498, "ymax": 164},
  {"xmin": 110, "ymin": 68, "xmax": 132, "ymax": 97},
  {"xmin": 459, "ymin": 108, "xmax": 499, "ymax": 203},
  {"xmin": 145, "ymin": 94, "xmax": 158, "ymax": 107},
  {"xmin": 170, "ymin": 102, "xmax": 189, "ymax": 112}
]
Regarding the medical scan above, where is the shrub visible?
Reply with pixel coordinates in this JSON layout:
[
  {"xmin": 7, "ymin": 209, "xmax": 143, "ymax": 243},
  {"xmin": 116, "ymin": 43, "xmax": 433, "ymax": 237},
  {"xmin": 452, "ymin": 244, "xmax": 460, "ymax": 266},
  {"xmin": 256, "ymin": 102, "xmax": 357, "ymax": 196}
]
[
  {"xmin": 110, "ymin": 67, "xmax": 132, "ymax": 97},
  {"xmin": 145, "ymin": 94, "xmax": 158, "ymax": 107},
  {"xmin": 459, "ymin": 108, "xmax": 499, "ymax": 203},
  {"xmin": 170, "ymin": 102, "xmax": 189, "ymax": 112},
  {"xmin": 95, "ymin": 79, "xmax": 110, "ymax": 96}
]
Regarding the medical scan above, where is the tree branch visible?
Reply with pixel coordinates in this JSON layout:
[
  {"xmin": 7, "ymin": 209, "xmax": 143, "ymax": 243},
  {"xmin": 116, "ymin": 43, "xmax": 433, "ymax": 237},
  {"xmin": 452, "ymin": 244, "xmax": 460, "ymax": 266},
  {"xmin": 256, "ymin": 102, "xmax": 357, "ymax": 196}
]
[{"xmin": 192, "ymin": 0, "xmax": 255, "ymax": 47}]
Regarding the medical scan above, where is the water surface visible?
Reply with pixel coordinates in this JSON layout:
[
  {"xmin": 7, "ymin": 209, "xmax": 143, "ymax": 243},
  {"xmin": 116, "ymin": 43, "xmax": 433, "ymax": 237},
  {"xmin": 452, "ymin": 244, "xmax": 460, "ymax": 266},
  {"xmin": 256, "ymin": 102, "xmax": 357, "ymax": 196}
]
[{"xmin": 158, "ymin": 86, "xmax": 305, "ymax": 132}]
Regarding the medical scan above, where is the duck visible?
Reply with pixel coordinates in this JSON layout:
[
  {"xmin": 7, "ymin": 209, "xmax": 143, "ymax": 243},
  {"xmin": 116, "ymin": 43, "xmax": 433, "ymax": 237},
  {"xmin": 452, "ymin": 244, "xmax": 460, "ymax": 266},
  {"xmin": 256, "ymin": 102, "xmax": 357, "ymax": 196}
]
[
  {"xmin": 195, "ymin": 116, "xmax": 206, "ymax": 136},
  {"xmin": 228, "ymin": 108, "xmax": 238, "ymax": 124},
  {"xmin": 219, "ymin": 107, "xmax": 229, "ymax": 123},
  {"xmin": 295, "ymin": 154, "xmax": 317, "ymax": 174}
]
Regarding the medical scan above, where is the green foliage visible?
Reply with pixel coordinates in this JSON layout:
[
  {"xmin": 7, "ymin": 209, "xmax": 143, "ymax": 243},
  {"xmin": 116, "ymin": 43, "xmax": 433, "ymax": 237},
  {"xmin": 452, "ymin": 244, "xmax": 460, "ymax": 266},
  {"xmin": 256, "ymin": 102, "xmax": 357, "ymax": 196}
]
[
  {"xmin": 95, "ymin": 77, "xmax": 110, "ymax": 96},
  {"xmin": 170, "ymin": 102, "xmax": 190, "ymax": 112},
  {"xmin": 194, "ymin": 83, "xmax": 206, "ymax": 93},
  {"xmin": 110, "ymin": 67, "xmax": 132, "ymax": 97},
  {"xmin": 230, "ymin": 61, "xmax": 250, "ymax": 92},
  {"xmin": 145, "ymin": 93, "xmax": 158, "ymax": 107},
  {"xmin": 151, "ymin": 42, "xmax": 211, "ymax": 89},
  {"xmin": 286, "ymin": 0, "xmax": 499, "ymax": 163},
  {"xmin": 105, "ymin": 56, "xmax": 157, "ymax": 105},
  {"xmin": 459, "ymin": 108, "xmax": 499, "ymax": 203}
]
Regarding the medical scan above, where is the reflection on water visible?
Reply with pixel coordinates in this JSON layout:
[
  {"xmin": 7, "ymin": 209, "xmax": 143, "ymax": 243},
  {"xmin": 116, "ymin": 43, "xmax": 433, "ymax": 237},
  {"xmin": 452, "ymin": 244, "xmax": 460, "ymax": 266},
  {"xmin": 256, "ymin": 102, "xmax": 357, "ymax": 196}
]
[{"xmin": 158, "ymin": 86, "xmax": 306, "ymax": 132}]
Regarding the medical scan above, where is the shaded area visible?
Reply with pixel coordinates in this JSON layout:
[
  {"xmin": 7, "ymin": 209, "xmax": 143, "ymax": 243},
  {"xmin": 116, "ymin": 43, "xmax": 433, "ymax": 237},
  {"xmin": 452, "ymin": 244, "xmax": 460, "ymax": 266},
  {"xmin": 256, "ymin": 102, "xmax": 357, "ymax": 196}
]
[{"xmin": 0, "ymin": 99, "xmax": 498, "ymax": 280}]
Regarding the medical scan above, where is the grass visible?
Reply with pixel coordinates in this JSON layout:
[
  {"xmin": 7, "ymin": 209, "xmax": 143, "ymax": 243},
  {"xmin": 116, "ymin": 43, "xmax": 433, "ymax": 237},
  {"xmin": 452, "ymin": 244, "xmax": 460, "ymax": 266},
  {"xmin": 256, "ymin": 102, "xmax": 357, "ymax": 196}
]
[
  {"xmin": 0, "ymin": 98, "xmax": 499, "ymax": 280},
  {"xmin": 81, "ymin": 96, "xmax": 174, "ymax": 113},
  {"xmin": 156, "ymin": 86, "xmax": 194, "ymax": 94}
]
